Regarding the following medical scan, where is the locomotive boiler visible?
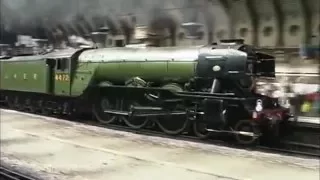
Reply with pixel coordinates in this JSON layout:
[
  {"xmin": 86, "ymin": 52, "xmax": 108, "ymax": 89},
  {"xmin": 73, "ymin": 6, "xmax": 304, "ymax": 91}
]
[{"xmin": 0, "ymin": 39, "xmax": 292, "ymax": 145}]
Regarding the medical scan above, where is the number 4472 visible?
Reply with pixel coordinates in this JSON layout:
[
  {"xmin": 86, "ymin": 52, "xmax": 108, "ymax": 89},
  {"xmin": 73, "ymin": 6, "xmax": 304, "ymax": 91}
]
[{"xmin": 55, "ymin": 74, "xmax": 69, "ymax": 81}]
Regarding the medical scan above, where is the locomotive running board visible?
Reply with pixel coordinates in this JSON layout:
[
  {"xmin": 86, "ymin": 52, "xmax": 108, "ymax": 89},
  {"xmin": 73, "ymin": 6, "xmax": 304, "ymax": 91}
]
[
  {"xmin": 104, "ymin": 109, "xmax": 186, "ymax": 117},
  {"xmin": 176, "ymin": 92, "xmax": 245, "ymax": 101},
  {"xmin": 205, "ymin": 129, "xmax": 261, "ymax": 137},
  {"xmin": 104, "ymin": 110, "xmax": 129, "ymax": 116},
  {"xmin": 132, "ymin": 111, "xmax": 186, "ymax": 117}
]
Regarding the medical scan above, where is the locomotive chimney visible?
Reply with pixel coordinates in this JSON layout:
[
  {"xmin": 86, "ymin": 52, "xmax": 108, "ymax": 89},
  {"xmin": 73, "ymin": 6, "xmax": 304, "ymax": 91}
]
[
  {"xmin": 181, "ymin": 22, "xmax": 204, "ymax": 45},
  {"xmin": 33, "ymin": 39, "xmax": 48, "ymax": 54},
  {"xmin": 52, "ymin": 29, "xmax": 66, "ymax": 49},
  {"xmin": 91, "ymin": 32, "xmax": 108, "ymax": 48},
  {"xmin": 90, "ymin": 26, "xmax": 110, "ymax": 48}
]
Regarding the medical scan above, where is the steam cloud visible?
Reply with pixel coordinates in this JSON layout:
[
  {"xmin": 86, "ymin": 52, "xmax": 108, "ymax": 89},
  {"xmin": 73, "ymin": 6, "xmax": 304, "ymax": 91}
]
[
  {"xmin": 1, "ymin": 0, "xmax": 128, "ymax": 44},
  {"xmin": 0, "ymin": 0, "xmax": 220, "ymax": 45}
]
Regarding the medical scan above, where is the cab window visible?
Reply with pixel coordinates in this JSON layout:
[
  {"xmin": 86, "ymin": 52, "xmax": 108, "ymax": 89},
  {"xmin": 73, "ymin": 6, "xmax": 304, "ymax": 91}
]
[{"xmin": 56, "ymin": 58, "xmax": 69, "ymax": 71}]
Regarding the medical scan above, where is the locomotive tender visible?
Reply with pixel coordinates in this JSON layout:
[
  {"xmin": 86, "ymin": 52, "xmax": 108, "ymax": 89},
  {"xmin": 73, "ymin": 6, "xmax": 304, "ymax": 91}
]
[{"xmin": 0, "ymin": 39, "xmax": 291, "ymax": 145}]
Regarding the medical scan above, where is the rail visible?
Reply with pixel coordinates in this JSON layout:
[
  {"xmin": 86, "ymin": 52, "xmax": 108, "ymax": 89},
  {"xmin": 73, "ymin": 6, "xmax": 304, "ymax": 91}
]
[
  {"xmin": 0, "ymin": 166, "xmax": 37, "ymax": 180},
  {"xmin": 59, "ymin": 111, "xmax": 320, "ymax": 159},
  {"xmin": 1, "ymin": 105, "xmax": 319, "ymax": 159},
  {"xmin": 87, "ymin": 117, "xmax": 320, "ymax": 158}
]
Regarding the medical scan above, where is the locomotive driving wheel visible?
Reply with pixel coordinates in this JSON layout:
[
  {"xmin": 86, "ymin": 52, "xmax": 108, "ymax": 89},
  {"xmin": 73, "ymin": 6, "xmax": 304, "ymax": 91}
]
[
  {"xmin": 156, "ymin": 104, "xmax": 190, "ymax": 135},
  {"xmin": 192, "ymin": 121, "xmax": 212, "ymax": 139},
  {"xmin": 155, "ymin": 83, "xmax": 189, "ymax": 135},
  {"xmin": 156, "ymin": 114, "xmax": 189, "ymax": 135},
  {"xmin": 120, "ymin": 100, "xmax": 149, "ymax": 129},
  {"xmin": 234, "ymin": 120, "xmax": 260, "ymax": 145},
  {"xmin": 120, "ymin": 78, "xmax": 150, "ymax": 129},
  {"xmin": 92, "ymin": 97, "xmax": 118, "ymax": 125}
]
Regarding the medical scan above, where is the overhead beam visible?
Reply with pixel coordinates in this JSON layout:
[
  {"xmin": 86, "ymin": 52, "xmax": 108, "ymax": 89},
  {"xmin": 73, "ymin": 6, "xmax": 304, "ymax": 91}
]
[
  {"xmin": 271, "ymin": 0, "xmax": 284, "ymax": 46},
  {"xmin": 245, "ymin": 0, "xmax": 259, "ymax": 45},
  {"xmin": 218, "ymin": 0, "xmax": 232, "ymax": 38},
  {"xmin": 300, "ymin": 0, "xmax": 312, "ymax": 44}
]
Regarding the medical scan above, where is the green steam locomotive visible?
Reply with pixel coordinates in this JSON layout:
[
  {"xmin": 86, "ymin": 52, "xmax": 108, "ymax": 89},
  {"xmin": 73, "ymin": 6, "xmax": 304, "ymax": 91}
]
[{"xmin": 0, "ymin": 39, "xmax": 291, "ymax": 145}]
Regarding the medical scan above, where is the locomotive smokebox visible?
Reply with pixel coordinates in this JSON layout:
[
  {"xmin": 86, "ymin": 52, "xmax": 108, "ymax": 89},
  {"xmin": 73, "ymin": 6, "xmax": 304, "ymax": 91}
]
[
  {"xmin": 196, "ymin": 48, "xmax": 248, "ymax": 79},
  {"xmin": 196, "ymin": 39, "xmax": 276, "ymax": 80}
]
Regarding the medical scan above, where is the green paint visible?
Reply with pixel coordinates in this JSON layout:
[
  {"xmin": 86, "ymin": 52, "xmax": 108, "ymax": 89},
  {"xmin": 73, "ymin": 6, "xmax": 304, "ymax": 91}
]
[
  {"xmin": 70, "ymin": 60, "xmax": 196, "ymax": 96},
  {"xmin": 1, "ymin": 46, "xmax": 240, "ymax": 98},
  {"xmin": 54, "ymin": 72, "xmax": 71, "ymax": 96},
  {"xmin": 94, "ymin": 61, "xmax": 196, "ymax": 82},
  {"xmin": 71, "ymin": 62, "xmax": 99, "ymax": 96},
  {"xmin": 0, "ymin": 59, "xmax": 48, "ymax": 93}
]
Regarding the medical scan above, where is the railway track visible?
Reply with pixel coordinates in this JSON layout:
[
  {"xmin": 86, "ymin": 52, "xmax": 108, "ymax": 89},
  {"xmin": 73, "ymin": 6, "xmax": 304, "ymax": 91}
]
[
  {"xmin": 0, "ymin": 167, "xmax": 36, "ymax": 180},
  {"xmin": 79, "ymin": 117, "xmax": 320, "ymax": 158},
  {"xmin": 280, "ymin": 141, "xmax": 320, "ymax": 156},
  {"xmin": 1, "ymin": 105, "xmax": 319, "ymax": 159}
]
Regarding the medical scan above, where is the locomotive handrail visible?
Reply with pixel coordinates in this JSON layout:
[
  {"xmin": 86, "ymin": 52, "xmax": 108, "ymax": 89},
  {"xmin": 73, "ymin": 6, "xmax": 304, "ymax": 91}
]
[
  {"xmin": 75, "ymin": 70, "xmax": 93, "ymax": 74},
  {"xmin": 174, "ymin": 93, "xmax": 247, "ymax": 101},
  {"xmin": 93, "ymin": 85, "xmax": 247, "ymax": 101},
  {"xmin": 176, "ymin": 91, "xmax": 235, "ymax": 97},
  {"xmin": 104, "ymin": 108, "xmax": 187, "ymax": 117}
]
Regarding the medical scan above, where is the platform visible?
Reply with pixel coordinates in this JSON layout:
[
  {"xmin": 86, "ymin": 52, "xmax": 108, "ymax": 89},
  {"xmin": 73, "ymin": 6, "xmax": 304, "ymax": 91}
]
[
  {"xmin": 289, "ymin": 116, "xmax": 320, "ymax": 125},
  {"xmin": 0, "ymin": 109, "xmax": 319, "ymax": 180}
]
